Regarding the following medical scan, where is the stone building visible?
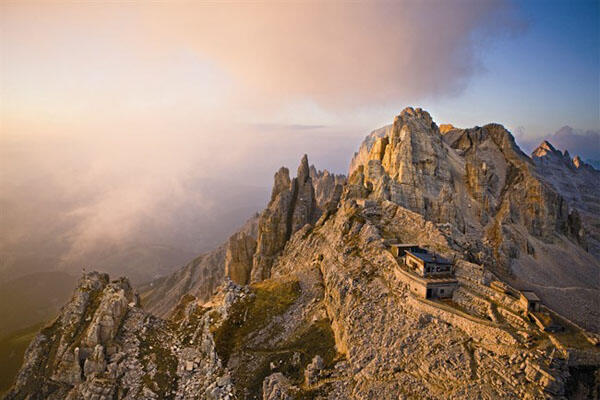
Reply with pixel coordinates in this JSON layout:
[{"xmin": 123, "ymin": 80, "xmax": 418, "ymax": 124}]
[
  {"xmin": 392, "ymin": 245, "xmax": 458, "ymax": 299},
  {"xmin": 520, "ymin": 291, "xmax": 541, "ymax": 313},
  {"xmin": 404, "ymin": 250, "xmax": 453, "ymax": 277},
  {"xmin": 389, "ymin": 244, "xmax": 422, "ymax": 258}
]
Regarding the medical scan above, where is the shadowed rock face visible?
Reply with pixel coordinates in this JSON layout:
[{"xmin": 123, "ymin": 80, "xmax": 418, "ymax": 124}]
[
  {"xmin": 531, "ymin": 140, "xmax": 600, "ymax": 257},
  {"xmin": 8, "ymin": 107, "xmax": 599, "ymax": 399},
  {"xmin": 309, "ymin": 165, "xmax": 346, "ymax": 210}
]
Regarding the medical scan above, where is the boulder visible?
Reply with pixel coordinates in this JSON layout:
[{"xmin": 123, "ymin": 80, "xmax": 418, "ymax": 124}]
[{"xmin": 262, "ymin": 373, "xmax": 298, "ymax": 400}]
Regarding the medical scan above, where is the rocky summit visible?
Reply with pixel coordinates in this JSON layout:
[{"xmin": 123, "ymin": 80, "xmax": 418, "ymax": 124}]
[{"xmin": 6, "ymin": 107, "xmax": 600, "ymax": 400}]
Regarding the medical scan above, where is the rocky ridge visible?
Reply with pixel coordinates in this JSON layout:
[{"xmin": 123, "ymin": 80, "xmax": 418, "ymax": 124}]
[
  {"xmin": 6, "ymin": 107, "xmax": 600, "ymax": 399},
  {"xmin": 348, "ymin": 108, "xmax": 598, "ymax": 331},
  {"xmin": 531, "ymin": 140, "xmax": 600, "ymax": 257}
]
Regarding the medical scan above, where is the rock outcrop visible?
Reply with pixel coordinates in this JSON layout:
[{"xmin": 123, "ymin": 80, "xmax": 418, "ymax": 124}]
[
  {"xmin": 252, "ymin": 162, "xmax": 306, "ymax": 282},
  {"xmin": 350, "ymin": 108, "xmax": 583, "ymax": 262},
  {"xmin": 224, "ymin": 231, "xmax": 257, "ymax": 286},
  {"xmin": 252, "ymin": 155, "xmax": 338, "ymax": 282},
  {"xmin": 6, "ymin": 273, "xmax": 141, "ymax": 400},
  {"xmin": 349, "ymin": 124, "xmax": 392, "ymax": 175},
  {"xmin": 310, "ymin": 166, "xmax": 346, "ymax": 210}
]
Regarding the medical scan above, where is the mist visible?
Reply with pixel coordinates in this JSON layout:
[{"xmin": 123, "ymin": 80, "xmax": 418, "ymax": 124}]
[
  {"xmin": 0, "ymin": 121, "xmax": 365, "ymax": 283},
  {"xmin": 0, "ymin": 0, "xmax": 536, "ymax": 283}
]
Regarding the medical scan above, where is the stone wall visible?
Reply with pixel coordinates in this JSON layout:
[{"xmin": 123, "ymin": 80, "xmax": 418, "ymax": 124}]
[{"xmin": 405, "ymin": 293, "xmax": 518, "ymax": 354}]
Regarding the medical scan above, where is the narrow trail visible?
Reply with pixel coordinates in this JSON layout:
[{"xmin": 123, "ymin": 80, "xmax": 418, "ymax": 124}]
[{"xmin": 524, "ymin": 284, "xmax": 599, "ymax": 292}]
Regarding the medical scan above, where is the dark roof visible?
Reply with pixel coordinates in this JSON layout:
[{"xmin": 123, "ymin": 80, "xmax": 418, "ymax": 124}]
[
  {"xmin": 406, "ymin": 250, "xmax": 452, "ymax": 264},
  {"xmin": 521, "ymin": 291, "xmax": 541, "ymax": 302}
]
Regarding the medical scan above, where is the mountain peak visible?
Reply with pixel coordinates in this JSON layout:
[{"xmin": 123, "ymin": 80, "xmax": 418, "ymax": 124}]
[
  {"xmin": 540, "ymin": 140, "xmax": 556, "ymax": 151},
  {"xmin": 297, "ymin": 154, "xmax": 310, "ymax": 183},
  {"xmin": 532, "ymin": 140, "xmax": 560, "ymax": 158},
  {"xmin": 270, "ymin": 167, "xmax": 291, "ymax": 202},
  {"xmin": 395, "ymin": 106, "xmax": 434, "ymax": 126},
  {"xmin": 439, "ymin": 124, "xmax": 456, "ymax": 134}
]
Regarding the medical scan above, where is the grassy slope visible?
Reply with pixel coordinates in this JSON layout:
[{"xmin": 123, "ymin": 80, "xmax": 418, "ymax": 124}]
[
  {"xmin": 0, "ymin": 270, "xmax": 77, "ymax": 395},
  {"xmin": 0, "ymin": 322, "xmax": 44, "ymax": 395},
  {"xmin": 212, "ymin": 278, "xmax": 338, "ymax": 399},
  {"xmin": 0, "ymin": 271, "xmax": 76, "ymax": 337}
]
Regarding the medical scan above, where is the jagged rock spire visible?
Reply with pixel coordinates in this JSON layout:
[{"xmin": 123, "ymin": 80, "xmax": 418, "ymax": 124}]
[
  {"xmin": 251, "ymin": 154, "xmax": 325, "ymax": 282},
  {"xmin": 270, "ymin": 167, "xmax": 291, "ymax": 203},
  {"xmin": 532, "ymin": 140, "xmax": 560, "ymax": 158},
  {"xmin": 297, "ymin": 154, "xmax": 310, "ymax": 183}
]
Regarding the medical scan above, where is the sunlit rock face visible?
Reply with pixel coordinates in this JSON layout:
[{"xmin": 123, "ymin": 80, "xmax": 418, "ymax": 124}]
[
  {"xmin": 348, "ymin": 107, "xmax": 598, "ymax": 332},
  {"xmin": 349, "ymin": 107, "xmax": 585, "ymax": 267},
  {"xmin": 224, "ymin": 231, "xmax": 256, "ymax": 286},
  {"xmin": 349, "ymin": 124, "xmax": 392, "ymax": 177},
  {"xmin": 8, "ymin": 107, "xmax": 599, "ymax": 400}
]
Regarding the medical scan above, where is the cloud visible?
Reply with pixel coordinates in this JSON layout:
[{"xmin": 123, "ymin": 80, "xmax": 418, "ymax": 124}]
[
  {"xmin": 1, "ymin": 1, "xmax": 526, "ymax": 124},
  {"xmin": 0, "ymin": 120, "xmax": 365, "ymax": 283},
  {"xmin": 548, "ymin": 126, "xmax": 600, "ymax": 161},
  {"xmin": 141, "ymin": 1, "xmax": 525, "ymax": 109}
]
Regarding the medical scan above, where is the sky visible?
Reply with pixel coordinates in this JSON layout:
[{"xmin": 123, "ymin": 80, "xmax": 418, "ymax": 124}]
[{"xmin": 0, "ymin": 0, "xmax": 598, "ymax": 281}]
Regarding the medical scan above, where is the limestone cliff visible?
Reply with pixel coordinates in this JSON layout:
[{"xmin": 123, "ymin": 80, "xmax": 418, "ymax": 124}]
[
  {"xmin": 348, "ymin": 107, "xmax": 598, "ymax": 332},
  {"xmin": 348, "ymin": 124, "xmax": 392, "ymax": 175},
  {"xmin": 224, "ymin": 232, "xmax": 257, "ymax": 286},
  {"xmin": 349, "ymin": 108, "xmax": 583, "ymax": 262}
]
